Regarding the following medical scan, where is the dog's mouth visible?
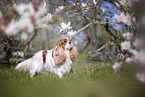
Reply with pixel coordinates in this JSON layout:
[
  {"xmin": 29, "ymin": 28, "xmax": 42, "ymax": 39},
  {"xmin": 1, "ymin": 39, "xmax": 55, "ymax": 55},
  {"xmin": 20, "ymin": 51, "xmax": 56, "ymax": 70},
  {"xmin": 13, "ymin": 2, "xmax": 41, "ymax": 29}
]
[
  {"xmin": 69, "ymin": 47, "xmax": 72, "ymax": 51},
  {"xmin": 69, "ymin": 46, "xmax": 73, "ymax": 51}
]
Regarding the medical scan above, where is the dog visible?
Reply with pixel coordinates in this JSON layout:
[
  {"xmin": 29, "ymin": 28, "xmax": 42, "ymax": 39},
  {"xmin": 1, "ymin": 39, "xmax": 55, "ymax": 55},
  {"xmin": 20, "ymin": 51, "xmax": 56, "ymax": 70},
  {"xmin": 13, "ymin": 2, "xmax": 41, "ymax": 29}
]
[{"xmin": 15, "ymin": 38, "xmax": 77, "ymax": 78}]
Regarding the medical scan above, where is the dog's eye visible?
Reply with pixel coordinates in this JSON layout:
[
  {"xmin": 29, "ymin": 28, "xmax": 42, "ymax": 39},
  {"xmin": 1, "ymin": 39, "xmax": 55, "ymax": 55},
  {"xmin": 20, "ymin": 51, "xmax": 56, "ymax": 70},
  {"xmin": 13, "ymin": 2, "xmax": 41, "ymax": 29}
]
[{"xmin": 64, "ymin": 41, "xmax": 67, "ymax": 43}]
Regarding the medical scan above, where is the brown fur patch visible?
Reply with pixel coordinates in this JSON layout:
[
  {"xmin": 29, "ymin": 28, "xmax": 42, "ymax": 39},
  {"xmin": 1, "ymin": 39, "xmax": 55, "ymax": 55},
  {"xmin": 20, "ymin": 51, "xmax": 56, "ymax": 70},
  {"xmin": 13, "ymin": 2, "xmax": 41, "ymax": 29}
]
[
  {"xmin": 42, "ymin": 50, "xmax": 47, "ymax": 64},
  {"xmin": 58, "ymin": 38, "xmax": 68, "ymax": 49},
  {"xmin": 54, "ymin": 38, "xmax": 70, "ymax": 65},
  {"xmin": 69, "ymin": 45, "xmax": 77, "ymax": 61},
  {"xmin": 54, "ymin": 46, "xmax": 66, "ymax": 65}
]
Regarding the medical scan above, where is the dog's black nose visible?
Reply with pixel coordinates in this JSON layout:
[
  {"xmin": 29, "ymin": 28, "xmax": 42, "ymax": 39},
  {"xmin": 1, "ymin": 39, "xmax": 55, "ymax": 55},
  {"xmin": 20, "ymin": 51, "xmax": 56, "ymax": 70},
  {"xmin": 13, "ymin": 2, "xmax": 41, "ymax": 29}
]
[{"xmin": 68, "ymin": 41, "xmax": 71, "ymax": 44}]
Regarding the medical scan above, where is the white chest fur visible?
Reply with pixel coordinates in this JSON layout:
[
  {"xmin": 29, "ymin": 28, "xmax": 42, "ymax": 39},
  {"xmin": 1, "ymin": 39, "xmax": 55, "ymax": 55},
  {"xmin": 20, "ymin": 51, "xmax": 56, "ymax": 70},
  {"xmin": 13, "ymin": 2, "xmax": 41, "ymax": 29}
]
[
  {"xmin": 44, "ymin": 50, "xmax": 72, "ymax": 78},
  {"xmin": 58, "ymin": 50, "xmax": 72, "ymax": 74}
]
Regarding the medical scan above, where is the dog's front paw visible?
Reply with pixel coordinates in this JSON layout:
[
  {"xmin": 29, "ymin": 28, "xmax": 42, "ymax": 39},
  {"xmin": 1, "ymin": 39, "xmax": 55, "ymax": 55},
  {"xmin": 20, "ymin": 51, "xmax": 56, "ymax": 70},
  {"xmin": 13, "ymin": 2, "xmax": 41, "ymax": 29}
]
[{"xmin": 57, "ymin": 72, "xmax": 63, "ymax": 78}]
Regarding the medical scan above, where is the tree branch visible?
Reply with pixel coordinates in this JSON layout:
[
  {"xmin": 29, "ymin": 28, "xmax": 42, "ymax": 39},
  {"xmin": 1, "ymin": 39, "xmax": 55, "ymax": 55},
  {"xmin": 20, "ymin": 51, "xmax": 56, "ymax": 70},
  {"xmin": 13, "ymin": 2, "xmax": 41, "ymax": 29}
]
[
  {"xmin": 23, "ymin": 28, "xmax": 38, "ymax": 57},
  {"xmin": 70, "ymin": 22, "xmax": 92, "ymax": 40}
]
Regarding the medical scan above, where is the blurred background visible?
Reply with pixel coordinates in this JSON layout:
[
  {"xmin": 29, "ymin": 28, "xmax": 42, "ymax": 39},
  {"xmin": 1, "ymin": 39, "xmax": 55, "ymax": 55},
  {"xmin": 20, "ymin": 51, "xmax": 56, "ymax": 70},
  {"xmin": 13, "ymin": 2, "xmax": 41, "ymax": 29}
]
[{"xmin": 0, "ymin": 0, "xmax": 135, "ymax": 64}]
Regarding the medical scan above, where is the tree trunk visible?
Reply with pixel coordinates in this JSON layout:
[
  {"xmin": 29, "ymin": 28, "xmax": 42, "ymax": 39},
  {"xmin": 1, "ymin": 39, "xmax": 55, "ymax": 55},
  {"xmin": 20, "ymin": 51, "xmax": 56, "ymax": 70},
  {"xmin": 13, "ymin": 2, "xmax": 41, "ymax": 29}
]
[{"xmin": 41, "ymin": 28, "xmax": 47, "ymax": 50}]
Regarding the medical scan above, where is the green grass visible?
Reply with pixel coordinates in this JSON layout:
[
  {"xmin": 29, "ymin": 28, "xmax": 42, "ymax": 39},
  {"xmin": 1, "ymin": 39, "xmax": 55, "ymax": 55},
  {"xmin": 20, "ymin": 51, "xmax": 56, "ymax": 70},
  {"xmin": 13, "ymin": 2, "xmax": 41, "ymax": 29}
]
[
  {"xmin": 0, "ymin": 55, "xmax": 145, "ymax": 97},
  {"xmin": 77, "ymin": 54, "xmax": 87, "ymax": 60}
]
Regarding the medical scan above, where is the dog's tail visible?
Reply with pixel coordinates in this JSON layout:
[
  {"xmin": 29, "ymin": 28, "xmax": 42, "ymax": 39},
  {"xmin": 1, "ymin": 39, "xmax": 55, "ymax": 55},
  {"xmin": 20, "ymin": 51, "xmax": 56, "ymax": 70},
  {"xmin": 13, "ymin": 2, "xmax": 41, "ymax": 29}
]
[{"xmin": 15, "ymin": 58, "xmax": 32, "ymax": 71}]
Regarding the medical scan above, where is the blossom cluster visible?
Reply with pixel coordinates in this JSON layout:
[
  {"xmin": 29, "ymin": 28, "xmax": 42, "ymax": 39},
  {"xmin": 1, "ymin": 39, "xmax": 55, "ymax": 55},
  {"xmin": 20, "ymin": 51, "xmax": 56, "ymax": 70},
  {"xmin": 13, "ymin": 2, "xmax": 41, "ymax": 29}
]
[
  {"xmin": 0, "ymin": 0, "xmax": 109, "ymax": 40},
  {"xmin": 114, "ymin": 12, "xmax": 135, "ymax": 26},
  {"xmin": 1, "ymin": 0, "xmax": 53, "ymax": 40},
  {"xmin": 113, "ymin": 31, "xmax": 145, "ymax": 84},
  {"xmin": 58, "ymin": 22, "xmax": 76, "ymax": 37},
  {"xmin": 0, "ymin": 0, "xmax": 90, "ymax": 40}
]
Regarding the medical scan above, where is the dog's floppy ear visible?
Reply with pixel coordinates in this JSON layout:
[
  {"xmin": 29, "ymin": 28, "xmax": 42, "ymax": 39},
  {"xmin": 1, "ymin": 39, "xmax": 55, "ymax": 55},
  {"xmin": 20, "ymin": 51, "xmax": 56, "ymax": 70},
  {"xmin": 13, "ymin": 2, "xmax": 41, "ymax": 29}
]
[
  {"xmin": 69, "ymin": 44, "xmax": 77, "ymax": 61},
  {"xmin": 54, "ymin": 39, "xmax": 67, "ymax": 65}
]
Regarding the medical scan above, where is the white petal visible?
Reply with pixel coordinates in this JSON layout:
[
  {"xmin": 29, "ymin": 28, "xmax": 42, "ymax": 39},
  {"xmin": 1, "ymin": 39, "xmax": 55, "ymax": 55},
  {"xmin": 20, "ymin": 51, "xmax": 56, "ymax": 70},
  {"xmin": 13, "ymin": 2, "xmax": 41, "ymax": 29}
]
[
  {"xmin": 112, "ymin": 62, "xmax": 122, "ymax": 71},
  {"xmin": 61, "ymin": 22, "xmax": 67, "ymax": 29},
  {"xmin": 93, "ymin": 0, "xmax": 97, "ymax": 5},
  {"xmin": 121, "ymin": 41, "xmax": 131, "ymax": 51},
  {"xmin": 43, "ymin": 1, "xmax": 46, "ymax": 8},
  {"xmin": 67, "ymin": 22, "xmax": 71, "ymax": 27},
  {"xmin": 132, "ymin": 17, "xmax": 136, "ymax": 22},
  {"xmin": 20, "ymin": 32, "xmax": 28, "ymax": 40}
]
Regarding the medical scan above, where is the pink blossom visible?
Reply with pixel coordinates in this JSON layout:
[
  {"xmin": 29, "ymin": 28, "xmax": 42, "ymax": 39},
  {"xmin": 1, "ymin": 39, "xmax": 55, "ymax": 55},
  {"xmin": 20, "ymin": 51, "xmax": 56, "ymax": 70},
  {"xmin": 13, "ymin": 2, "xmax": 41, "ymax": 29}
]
[
  {"xmin": 114, "ymin": 12, "xmax": 125, "ymax": 23},
  {"xmin": 133, "ymin": 39, "xmax": 142, "ymax": 49},
  {"xmin": 61, "ymin": 29, "xmax": 68, "ymax": 35},
  {"xmin": 2, "ymin": 1, "xmax": 49, "ymax": 36},
  {"xmin": 112, "ymin": 62, "xmax": 123, "ymax": 72},
  {"xmin": 130, "ymin": 50, "xmax": 145, "ymax": 65},
  {"xmin": 0, "ymin": 13, "xmax": 5, "ymax": 24},
  {"xmin": 56, "ymin": 6, "xmax": 65, "ymax": 13},
  {"xmin": 59, "ymin": 22, "xmax": 72, "ymax": 33},
  {"xmin": 132, "ymin": 17, "xmax": 136, "ymax": 23},
  {"xmin": 118, "ymin": 53, "xmax": 125, "ymax": 61},
  {"xmin": 124, "ymin": 13, "xmax": 132, "ymax": 26},
  {"xmin": 33, "ymin": 0, "xmax": 41, "ymax": 11},
  {"xmin": 20, "ymin": 32, "xmax": 28, "ymax": 40},
  {"xmin": 67, "ymin": 30, "xmax": 76, "ymax": 36},
  {"xmin": 136, "ymin": 73, "xmax": 145, "ymax": 84},
  {"xmin": 0, "ymin": 17, "xmax": 5, "ymax": 24},
  {"xmin": 114, "ymin": 12, "xmax": 135, "ymax": 26},
  {"xmin": 126, "ymin": 57, "xmax": 138, "ymax": 64},
  {"xmin": 115, "ymin": 0, "xmax": 126, "ymax": 7},
  {"xmin": 1, "ymin": 26, "xmax": 7, "ymax": 32},
  {"xmin": 13, "ymin": 51, "xmax": 24, "ymax": 57},
  {"xmin": 123, "ymin": 32, "xmax": 134, "ymax": 40},
  {"xmin": 45, "ymin": 13, "xmax": 53, "ymax": 24},
  {"xmin": 23, "ymin": 26, "xmax": 29, "ymax": 31},
  {"xmin": 7, "ymin": 36, "xmax": 12, "ymax": 40},
  {"xmin": 121, "ymin": 41, "xmax": 131, "ymax": 52},
  {"xmin": 30, "ymin": 16, "xmax": 36, "ymax": 25},
  {"xmin": 29, "ymin": 42, "xmax": 34, "ymax": 50}
]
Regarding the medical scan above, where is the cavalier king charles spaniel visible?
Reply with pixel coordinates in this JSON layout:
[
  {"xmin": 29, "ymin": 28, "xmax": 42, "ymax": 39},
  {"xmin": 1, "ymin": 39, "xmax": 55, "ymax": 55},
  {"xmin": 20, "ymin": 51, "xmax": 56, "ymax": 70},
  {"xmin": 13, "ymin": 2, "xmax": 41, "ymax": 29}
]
[{"xmin": 15, "ymin": 38, "xmax": 77, "ymax": 78}]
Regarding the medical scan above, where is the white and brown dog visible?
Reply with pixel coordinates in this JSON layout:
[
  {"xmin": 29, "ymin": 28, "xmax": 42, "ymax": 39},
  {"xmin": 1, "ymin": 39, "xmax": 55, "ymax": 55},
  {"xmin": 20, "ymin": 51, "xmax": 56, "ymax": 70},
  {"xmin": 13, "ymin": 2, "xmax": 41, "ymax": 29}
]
[{"xmin": 15, "ymin": 38, "xmax": 77, "ymax": 78}]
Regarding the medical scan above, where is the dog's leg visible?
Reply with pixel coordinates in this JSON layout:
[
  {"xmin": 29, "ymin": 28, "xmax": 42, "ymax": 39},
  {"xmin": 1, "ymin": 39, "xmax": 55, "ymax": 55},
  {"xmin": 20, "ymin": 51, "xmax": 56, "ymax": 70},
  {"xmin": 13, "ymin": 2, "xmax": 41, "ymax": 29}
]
[
  {"xmin": 57, "ymin": 72, "xmax": 63, "ymax": 78},
  {"xmin": 30, "ymin": 69, "xmax": 36, "ymax": 77},
  {"xmin": 29, "ymin": 61, "xmax": 39, "ymax": 77}
]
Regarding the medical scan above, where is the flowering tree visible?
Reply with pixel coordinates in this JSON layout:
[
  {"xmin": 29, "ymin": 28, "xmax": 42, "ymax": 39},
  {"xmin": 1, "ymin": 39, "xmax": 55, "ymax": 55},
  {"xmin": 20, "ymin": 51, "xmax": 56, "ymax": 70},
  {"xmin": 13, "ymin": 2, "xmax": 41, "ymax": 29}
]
[
  {"xmin": 0, "ymin": 0, "xmax": 144, "ymax": 84},
  {"xmin": 0, "ymin": 1, "xmax": 134, "ymax": 57},
  {"xmin": 111, "ymin": 0, "xmax": 145, "ymax": 84}
]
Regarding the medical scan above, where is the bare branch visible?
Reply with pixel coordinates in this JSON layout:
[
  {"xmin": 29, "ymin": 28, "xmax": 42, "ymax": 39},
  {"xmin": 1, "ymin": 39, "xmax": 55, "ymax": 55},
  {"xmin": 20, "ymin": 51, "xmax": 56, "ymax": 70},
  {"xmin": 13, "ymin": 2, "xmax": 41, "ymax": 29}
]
[
  {"xmin": 23, "ymin": 28, "xmax": 38, "ymax": 57},
  {"xmin": 70, "ymin": 22, "xmax": 92, "ymax": 40}
]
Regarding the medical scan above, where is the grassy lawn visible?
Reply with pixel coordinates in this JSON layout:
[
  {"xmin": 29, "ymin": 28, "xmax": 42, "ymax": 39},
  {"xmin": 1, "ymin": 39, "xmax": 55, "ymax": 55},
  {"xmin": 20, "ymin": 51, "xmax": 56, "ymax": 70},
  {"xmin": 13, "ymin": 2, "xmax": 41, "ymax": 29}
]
[{"xmin": 0, "ymin": 54, "xmax": 145, "ymax": 97}]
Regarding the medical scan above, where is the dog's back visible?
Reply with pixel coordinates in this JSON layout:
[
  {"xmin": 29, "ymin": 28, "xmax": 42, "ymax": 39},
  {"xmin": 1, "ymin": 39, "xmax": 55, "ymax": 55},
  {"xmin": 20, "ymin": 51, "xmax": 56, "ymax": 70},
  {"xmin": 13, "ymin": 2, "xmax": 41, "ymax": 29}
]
[{"xmin": 15, "ymin": 50, "xmax": 45, "ymax": 76}]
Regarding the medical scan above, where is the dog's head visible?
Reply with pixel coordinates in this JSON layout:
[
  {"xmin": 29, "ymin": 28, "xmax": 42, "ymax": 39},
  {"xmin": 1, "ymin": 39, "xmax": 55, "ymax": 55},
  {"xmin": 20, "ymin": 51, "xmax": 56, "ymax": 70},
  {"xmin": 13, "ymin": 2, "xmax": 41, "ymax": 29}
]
[
  {"xmin": 55, "ymin": 38, "xmax": 77, "ymax": 65},
  {"xmin": 58, "ymin": 38, "xmax": 72, "ymax": 50}
]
